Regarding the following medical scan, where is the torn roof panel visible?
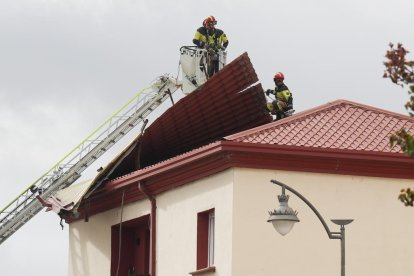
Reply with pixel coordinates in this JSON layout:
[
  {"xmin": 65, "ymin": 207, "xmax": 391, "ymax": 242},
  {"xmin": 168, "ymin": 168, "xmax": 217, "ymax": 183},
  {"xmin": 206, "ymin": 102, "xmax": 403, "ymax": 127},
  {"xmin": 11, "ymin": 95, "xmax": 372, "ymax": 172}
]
[
  {"xmin": 47, "ymin": 179, "xmax": 94, "ymax": 213},
  {"xmin": 80, "ymin": 52, "xmax": 271, "ymax": 189},
  {"xmin": 138, "ymin": 52, "xmax": 272, "ymax": 167},
  {"xmin": 142, "ymin": 85, "xmax": 267, "ymax": 148}
]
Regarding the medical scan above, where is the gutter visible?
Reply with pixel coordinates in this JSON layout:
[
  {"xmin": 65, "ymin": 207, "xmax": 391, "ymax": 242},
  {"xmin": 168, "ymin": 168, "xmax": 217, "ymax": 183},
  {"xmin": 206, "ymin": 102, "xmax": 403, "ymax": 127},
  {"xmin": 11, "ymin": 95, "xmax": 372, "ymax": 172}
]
[{"xmin": 138, "ymin": 181, "xmax": 156, "ymax": 276}]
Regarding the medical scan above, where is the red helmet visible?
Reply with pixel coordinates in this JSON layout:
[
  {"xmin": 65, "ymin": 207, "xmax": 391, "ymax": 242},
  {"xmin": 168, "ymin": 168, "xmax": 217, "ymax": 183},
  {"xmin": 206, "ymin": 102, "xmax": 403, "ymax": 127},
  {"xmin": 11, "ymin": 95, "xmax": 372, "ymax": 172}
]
[
  {"xmin": 203, "ymin": 16, "xmax": 217, "ymax": 29},
  {"xmin": 274, "ymin": 72, "xmax": 284, "ymax": 81}
]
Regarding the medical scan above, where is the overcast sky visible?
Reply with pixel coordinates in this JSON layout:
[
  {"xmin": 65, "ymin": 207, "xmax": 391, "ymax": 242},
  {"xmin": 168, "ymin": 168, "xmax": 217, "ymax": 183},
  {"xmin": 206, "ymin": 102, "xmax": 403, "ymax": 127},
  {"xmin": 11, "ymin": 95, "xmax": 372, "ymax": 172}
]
[{"xmin": 1, "ymin": 0, "xmax": 413, "ymax": 275}]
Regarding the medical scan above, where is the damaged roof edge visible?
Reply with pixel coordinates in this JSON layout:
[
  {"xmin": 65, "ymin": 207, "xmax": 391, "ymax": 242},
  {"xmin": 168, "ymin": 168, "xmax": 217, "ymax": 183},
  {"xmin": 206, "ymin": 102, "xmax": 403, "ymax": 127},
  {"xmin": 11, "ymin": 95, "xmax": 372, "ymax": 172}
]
[{"xmin": 62, "ymin": 52, "xmax": 273, "ymax": 217}]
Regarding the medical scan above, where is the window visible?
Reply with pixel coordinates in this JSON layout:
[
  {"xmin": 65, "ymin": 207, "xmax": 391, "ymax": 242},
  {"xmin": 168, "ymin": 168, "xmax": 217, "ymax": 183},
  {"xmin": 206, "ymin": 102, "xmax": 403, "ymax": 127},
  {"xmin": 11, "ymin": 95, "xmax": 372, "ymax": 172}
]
[
  {"xmin": 208, "ymin": 211, "xmax": 215, "ymax": 266},
  {"xmin": 197, "ymin": 209, "xmax": 215, "ymax": 270}
]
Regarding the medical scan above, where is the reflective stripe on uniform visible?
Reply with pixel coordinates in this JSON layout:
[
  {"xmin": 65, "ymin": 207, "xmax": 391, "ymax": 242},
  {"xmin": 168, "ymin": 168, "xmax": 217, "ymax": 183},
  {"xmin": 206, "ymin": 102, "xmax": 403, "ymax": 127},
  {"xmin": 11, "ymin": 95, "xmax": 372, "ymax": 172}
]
[
  {"xmin": 193, "ymin": 28, "xmax": 228, "ymax": 47},
  {"xmin": 276, "ymin": 90, "xmax": 291, "ymax": 102}
]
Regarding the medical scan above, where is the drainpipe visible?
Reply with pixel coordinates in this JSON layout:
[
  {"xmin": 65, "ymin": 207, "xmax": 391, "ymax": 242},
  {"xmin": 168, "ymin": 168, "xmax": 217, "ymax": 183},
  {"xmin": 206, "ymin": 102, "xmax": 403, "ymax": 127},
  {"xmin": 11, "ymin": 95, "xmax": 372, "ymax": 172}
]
[{"xmin": 138, "ymin": 181, "xmax": 156, "ymax": 276}]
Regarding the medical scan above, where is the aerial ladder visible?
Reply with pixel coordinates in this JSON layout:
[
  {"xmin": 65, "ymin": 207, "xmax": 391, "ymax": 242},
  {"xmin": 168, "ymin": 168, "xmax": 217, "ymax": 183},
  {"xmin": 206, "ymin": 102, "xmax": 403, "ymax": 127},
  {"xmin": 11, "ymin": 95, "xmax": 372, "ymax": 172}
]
[
  {"xmin": 0, "ymin": 47, "xmax": 227, "ymax": 245},
  {"xmin": 0, "ymin": 75, "xmax": 180, "ymax": 245}
]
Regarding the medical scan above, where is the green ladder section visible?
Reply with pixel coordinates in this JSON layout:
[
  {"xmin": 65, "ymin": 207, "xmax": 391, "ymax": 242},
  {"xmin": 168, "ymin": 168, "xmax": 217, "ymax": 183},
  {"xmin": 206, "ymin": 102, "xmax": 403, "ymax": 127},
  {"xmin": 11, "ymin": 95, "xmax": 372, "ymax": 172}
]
[{"xmin": 0, "ymin": 75, "xmax": 179, "ymax": 245}]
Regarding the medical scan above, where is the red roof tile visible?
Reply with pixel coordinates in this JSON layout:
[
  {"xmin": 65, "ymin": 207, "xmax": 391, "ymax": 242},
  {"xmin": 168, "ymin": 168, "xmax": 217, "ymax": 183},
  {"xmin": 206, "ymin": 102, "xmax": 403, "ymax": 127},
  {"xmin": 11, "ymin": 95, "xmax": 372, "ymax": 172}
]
[
  {"xmin": 81, "ymin": 100, "xmax": 414, "ymax": 217},
  {"xmin": 225, "ymin": 99, "xmax": 414, "ymax": 153}
]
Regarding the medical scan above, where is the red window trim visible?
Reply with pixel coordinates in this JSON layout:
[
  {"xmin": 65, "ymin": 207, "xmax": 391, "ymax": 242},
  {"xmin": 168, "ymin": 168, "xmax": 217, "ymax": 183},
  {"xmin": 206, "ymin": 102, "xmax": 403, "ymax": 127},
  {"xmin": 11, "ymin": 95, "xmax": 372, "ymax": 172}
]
[{"xmin": 197, "ymin": 208, "xmax": 214, "ymax": 270}]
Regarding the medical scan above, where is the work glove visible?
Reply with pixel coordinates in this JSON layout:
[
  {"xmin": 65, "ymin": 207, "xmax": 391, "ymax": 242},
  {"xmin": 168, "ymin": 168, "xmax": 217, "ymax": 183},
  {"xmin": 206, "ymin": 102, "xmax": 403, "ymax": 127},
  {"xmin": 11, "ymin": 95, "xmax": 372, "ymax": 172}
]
[
  {"xmin": 265, "ymin": 89, "xmax": 272, "ymax": 96},
  {"xmin": 198, "ymin": 41, "xmax": 205, "ymax": 48}
]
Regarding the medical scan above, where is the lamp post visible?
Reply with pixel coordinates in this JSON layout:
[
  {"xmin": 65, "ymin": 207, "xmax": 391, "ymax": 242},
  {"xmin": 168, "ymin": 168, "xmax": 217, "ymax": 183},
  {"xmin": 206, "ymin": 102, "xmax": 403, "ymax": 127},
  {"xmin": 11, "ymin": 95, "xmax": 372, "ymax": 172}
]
[{"xmin": 267, "ymin": 179, "xmax": 353, "ymax": 276}]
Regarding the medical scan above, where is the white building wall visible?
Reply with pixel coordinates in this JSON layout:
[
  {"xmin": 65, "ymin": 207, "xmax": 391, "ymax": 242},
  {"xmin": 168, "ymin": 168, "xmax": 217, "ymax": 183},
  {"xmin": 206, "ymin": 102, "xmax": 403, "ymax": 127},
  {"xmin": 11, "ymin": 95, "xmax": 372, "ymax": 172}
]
[
  {"xmin": 232, "ymin": 168, "xmax": 414, "ymax": 276},
  {"xmin": 68, "ymin": 199, "xmax": 151, "ymax": 276},
  {"xmin": 69, "ymin": 166, "xmax": 414, "ymax": 276},
  {"xmin": 68, "ymin": 169, "xmax": 234, "ymax": 276},
  {"xmin": 156, "ymin": 169, "xmax": 234, "ymax": 276}
]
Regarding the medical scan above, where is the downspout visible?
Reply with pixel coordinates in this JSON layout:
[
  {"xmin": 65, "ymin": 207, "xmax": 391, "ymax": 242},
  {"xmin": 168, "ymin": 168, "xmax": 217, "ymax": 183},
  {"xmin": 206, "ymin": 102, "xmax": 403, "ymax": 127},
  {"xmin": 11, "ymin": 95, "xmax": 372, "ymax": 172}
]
[
  {"xmin": 136, "ymin": 120, "xmax": 156, "ymax": 275},
  {"xmin": 138, "ymin": 181, "xmax": 156, "ymax": 276}
]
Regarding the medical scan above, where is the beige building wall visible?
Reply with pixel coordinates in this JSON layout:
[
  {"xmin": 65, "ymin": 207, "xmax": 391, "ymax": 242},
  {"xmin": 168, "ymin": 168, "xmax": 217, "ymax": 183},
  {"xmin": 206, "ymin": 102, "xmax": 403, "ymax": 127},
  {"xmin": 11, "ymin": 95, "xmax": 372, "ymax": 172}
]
[
  {"xmin": 68, "ymin": 169, "xmax": 234, "ymax": 276},
  {"xmin": 156, "ymin": 169, "xmax": 234, "ymax": 276},
  {"xmin": 68, "ymin": 200, "xmax": 151, "ymax": 276},
  {"xmin": 69, "ymin": 166, "xmax": 414, "ymax": 276},
  {"xmin": 232, "ymin": 167, "xmax": 414, "ymax": 276}
]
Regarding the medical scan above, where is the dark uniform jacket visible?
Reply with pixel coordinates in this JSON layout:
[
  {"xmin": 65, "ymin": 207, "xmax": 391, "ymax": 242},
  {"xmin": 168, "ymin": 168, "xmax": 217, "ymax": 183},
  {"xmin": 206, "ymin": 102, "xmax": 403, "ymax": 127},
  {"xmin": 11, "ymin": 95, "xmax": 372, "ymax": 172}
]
[
  {"xmin": 193, "ymin": 27, "xmax": 229, "ymax": 50},
  {"xmin": 269, "ymin": 83, "xmax": 293, "ymax": 111}
]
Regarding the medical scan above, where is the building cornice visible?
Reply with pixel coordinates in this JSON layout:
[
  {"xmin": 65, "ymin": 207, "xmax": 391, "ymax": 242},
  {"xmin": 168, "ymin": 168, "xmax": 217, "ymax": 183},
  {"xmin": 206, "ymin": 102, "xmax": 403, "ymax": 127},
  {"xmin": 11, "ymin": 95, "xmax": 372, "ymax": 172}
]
[{"xmin": 77, "ymin": 141, "xmax": 414, "ymax": 218}]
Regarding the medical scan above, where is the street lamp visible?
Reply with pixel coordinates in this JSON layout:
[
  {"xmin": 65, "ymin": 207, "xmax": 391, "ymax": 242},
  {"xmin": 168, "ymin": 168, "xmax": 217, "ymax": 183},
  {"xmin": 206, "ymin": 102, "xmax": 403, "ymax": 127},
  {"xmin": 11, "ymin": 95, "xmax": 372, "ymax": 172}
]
[{"xmin": 267, "ymin": 179, "xmax": 353, "ymax": 276}]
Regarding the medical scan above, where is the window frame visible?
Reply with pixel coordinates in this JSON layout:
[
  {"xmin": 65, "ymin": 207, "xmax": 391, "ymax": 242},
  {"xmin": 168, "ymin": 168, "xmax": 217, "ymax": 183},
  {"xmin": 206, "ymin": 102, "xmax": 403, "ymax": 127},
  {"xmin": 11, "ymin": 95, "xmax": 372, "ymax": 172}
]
[{"xmin": 196, "ymin": 208, "xmax": 215, "ymax": 270}]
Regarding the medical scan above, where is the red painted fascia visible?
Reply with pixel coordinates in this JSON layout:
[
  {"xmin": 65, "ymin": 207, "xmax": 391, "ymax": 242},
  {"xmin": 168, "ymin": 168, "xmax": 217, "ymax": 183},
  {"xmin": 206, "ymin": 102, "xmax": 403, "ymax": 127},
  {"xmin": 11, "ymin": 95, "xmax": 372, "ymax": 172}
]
[
  {"xmin": 220, "ymin": 141, "xmax": 414, "ymax": 178},
  {"xmin": 104, "ymin": 141, "xmax": 225, "ymax": 192},
  {"xmin": 82, "ymin": 141, "xmax": 414, "ymax": 217},
  {"xmin": 106, "ymin": 140, "xmax": 414, "ymax": 192},
  {"xmin": 221, "ymin": 141, "xmax": 414, "ymax": 162}
]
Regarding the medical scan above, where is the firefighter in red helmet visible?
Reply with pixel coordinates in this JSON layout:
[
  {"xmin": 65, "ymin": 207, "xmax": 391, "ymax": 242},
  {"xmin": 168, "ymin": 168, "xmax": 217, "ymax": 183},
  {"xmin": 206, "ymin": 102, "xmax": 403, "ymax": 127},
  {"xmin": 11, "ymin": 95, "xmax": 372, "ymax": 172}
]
[
  {"xmin": 193, "ymin": 16, "xmax": 229, "ymax": 77},
  {"xmin": 265, "ymin": 72, "xmax": 294, "ymax": 120}
]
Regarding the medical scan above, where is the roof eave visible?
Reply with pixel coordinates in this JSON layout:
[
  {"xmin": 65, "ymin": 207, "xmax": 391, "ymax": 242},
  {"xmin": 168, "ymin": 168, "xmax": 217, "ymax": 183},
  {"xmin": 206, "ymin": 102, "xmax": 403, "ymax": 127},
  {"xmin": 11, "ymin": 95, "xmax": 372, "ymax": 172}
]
[
  {"xmin": 105, "ymin": 140, "xmax": 414, "ymax": 193},
  {"xmin": 76, "ymin": 141, "xmax": 414, "ymax": 219}
]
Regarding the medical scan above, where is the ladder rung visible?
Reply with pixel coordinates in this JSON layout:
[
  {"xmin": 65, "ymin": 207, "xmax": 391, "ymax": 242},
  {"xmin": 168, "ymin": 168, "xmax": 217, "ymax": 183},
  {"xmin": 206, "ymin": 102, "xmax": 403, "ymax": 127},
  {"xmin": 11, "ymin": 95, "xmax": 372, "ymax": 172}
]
[{"xmin": 0, "ymin": 76, "xmax": 179, "ymax": 245}]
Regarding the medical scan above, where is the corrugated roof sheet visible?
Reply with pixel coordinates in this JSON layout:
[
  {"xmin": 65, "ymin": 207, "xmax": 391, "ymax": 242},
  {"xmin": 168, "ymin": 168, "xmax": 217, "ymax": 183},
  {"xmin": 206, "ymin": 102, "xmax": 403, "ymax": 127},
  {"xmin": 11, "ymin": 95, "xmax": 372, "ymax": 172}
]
[
  {"xmin": 138, "ymin": 52, "xmax": 272, "ymax": 167},
  {"xmin": 225, "ymin": 99, "xmax": 414, "ymax": 153},
  {"xmin": 90, "ymin": 52, "xmax": 271, "ymax": 183}
]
